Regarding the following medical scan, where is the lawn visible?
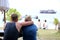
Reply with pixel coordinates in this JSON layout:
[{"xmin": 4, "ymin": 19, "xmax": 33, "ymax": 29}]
[{"xmin": 37, "ymin": 29, "xmax": 60, "ymax": 40}]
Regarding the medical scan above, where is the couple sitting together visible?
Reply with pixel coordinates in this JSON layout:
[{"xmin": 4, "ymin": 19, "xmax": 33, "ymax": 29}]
[{"xmin": 3, "ymin": 13, "xmax": 37, "ymax": 40}]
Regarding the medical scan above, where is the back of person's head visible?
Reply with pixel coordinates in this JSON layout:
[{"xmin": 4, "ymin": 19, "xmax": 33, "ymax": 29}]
[
  {"xmin": 44, "ymin": 20, "xmax": 47, "ymax": 22},
  {"xmin": 38, "ymin": 19, "xmax": 40, "ymax": 22},
  {"xmin": 25, "ymin": 16, "xmax": 32, "ymax": 21},
  {"xmin": 11, "ymin": 13, "xmax": 18, "ymax": 22}
]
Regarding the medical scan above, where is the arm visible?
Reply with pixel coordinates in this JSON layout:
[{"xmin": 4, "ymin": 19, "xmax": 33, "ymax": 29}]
[{"xmin": 21, "ymin": 21, "xmax": 33, "ymax": 26}]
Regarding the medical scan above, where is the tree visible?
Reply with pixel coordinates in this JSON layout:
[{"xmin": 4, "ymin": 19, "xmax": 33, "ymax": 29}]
[
  {"xmin": 53, "ymin": 18, "xmax": 59, "ymax": 30},
  {"xmin": 6, "ymin": 8, "xmax": 21, "ymax": 21}
]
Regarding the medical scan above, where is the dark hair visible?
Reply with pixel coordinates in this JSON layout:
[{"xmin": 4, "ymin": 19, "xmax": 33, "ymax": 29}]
[
  {"xmin": 11, "ymin": 14, "xmax": 18, "ymax": 21},
  {"xmin": 45, "ymin": 20, "xmax": 47, "ymax": 22},
  {"xmin": 38, "ymin": 19, "xmax": 40, "ymax": 21}
]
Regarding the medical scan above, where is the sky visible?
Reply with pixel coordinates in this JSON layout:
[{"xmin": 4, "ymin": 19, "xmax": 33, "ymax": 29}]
[{"xmin": 9, "ymin": 0, "xmax": 60, "ymax": 16}]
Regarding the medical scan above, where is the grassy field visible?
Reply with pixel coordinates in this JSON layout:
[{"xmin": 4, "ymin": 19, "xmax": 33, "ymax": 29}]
[{"xmin": 37, "ymin": 29, "xmax": 60, "ymax": 40}]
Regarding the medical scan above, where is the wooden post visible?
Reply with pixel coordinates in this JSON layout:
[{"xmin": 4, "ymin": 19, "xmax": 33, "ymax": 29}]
[{"xmin": 4, "ymin": 10, "xmax": 6, "ymax": 23}]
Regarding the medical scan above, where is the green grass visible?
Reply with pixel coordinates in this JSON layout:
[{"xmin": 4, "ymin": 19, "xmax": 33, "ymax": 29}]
[{"xmin": 37, "ymin": 29, "xmax": 60, "ymax": 40}]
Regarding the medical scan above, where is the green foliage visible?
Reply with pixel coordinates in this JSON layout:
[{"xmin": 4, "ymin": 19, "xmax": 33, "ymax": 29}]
[
  {"xmin": 53, "ymin": 18, "xmax": 59, "ymax": 25},
  {"xmin": 6, "ymin": 8, "xmax": 21, "ymax": 21}
]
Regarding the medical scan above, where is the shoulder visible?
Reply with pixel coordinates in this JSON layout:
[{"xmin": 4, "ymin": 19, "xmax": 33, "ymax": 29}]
[
  {"xmin": 31, "ymin": 24, "xmax": 36, "ymax": 26},
  {"xmin": 33, "ymin": 24, "xmax": 37, "ymax": 26},
  {"xmin": 4, "ymin": 22, "xmax": 11, "ymax": 26},
  {"xmin": 16, "ymin": 22, "xmax": 22, "ymax": 26}
]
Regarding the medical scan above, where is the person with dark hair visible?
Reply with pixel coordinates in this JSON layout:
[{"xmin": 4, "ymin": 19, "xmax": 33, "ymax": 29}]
[
  {"xmin": 22, "ymin": 16, "xmax": 37, "ymax": 40},
  {"xmin": 3, "ymin": 13, "xmax": 33, "ymax": 40},
  {"xmin": 37, "ymin": 19, "xmax": 41, "ymax": 29},
  {"xmin": 43, "ymin": 20, "xmax": 48, "ymax": 29}
]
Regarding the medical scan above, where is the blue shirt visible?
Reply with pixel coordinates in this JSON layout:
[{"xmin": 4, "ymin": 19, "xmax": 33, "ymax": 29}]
[{"xmin": 22, "ymin": 24, "xmax": 37, "ymax": 40}]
